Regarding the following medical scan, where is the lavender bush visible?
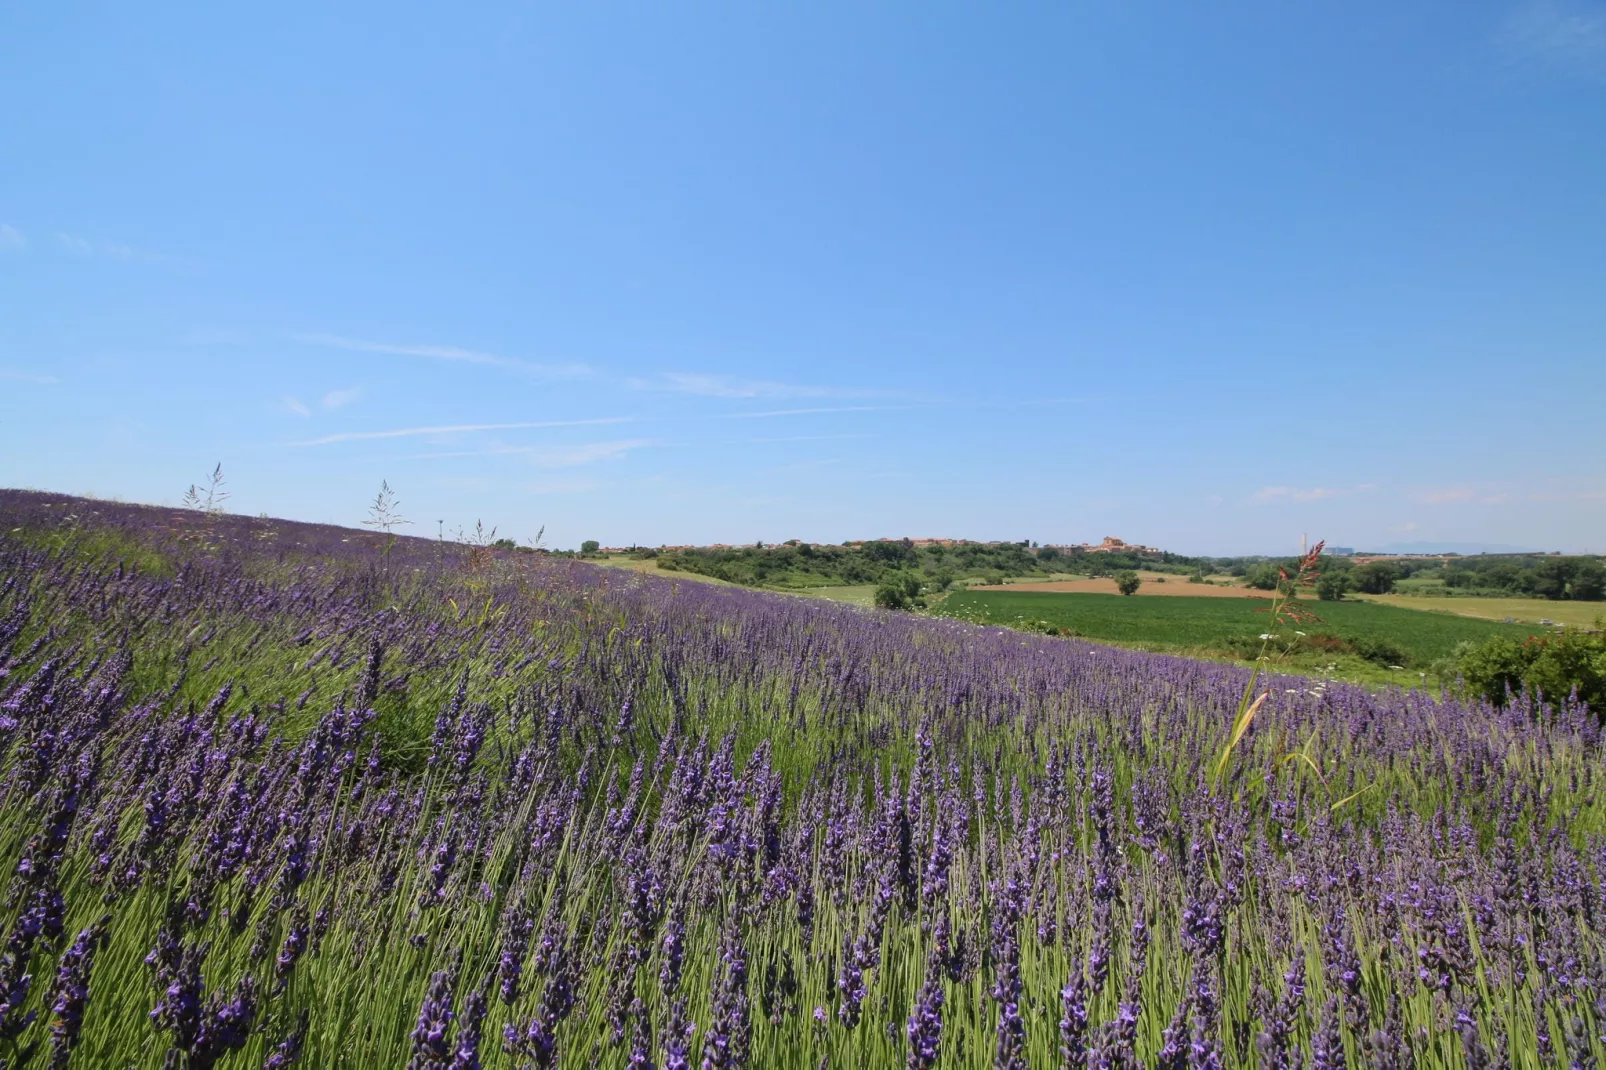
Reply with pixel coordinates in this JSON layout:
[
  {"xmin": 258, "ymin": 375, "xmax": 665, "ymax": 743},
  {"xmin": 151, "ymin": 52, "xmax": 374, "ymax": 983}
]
[{"xmin": 0, "ymin": 488, "xmax": 1600, "ymax": 1067}]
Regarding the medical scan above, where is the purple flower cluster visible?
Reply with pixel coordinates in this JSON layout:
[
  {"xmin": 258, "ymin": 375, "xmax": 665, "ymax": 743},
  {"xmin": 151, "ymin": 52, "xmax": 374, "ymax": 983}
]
[{"xmin": 0, "ymin": 490, "xmax": 1601, "ymax": 1067}]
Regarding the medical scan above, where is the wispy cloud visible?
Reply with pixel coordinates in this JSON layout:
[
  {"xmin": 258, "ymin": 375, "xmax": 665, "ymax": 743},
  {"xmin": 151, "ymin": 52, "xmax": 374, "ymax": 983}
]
[
  {"xmin": 321, "ymin": 387, "xmax": 361, "ymax": 410},
  {"xmin": 400, "ymin": 446, "xmax": 543, "ymax": 460},
  {"xmin": 0, "ymin": 225, "xmax": 24, "ymax": 251},
  {"xmin": 294, "ymin": 333, "xmax": 589, "ymax": 378},
  {"xmin": 0, "ymin": 367, "xmax": 59, "ymax": 385},
  {"xmin": 527, "ymin": 439, "xmax": 659, "ymax": 468},
  {"xmin": 56, "ymin": 232, "xmax": 169, "ymax": 263},
  {"xmin": 746, "ymin": 433, "xmax": 876, "ymax": 443},
  {"xmin": 410, "ymin": 438, "xmax": 661, "ymax": 468},
  {"xmin": 280, "ymin": 396, "xmax": 312, "ymax": 418},
  {"xmin": 290, "ymin": 416, "xmax": 632, "ymax": 446},
  {"xmin": 629, "ymin": 372, "xmax": 888, "ymax": 400},
  {"xmin": 1252, "ymin": 485, "xmax": 1357, "ymax": 503},
  {"xmin": 723, "ymin": 405, "xmax": 897, "ymax": 419},
  {"xmin": 1500, "ymin": 0, "xmax": 1606, "ymax": 81},
  {"xmin": 1417, "ymin": 486, "xmax": 1510, "ymax": 505}
]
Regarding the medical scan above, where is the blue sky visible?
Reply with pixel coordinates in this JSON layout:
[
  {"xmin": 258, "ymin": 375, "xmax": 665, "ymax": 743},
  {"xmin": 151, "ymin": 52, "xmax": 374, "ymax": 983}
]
[{"xmin": 2, "ymin": 1, "xmax": 1603, "ymax": 555}]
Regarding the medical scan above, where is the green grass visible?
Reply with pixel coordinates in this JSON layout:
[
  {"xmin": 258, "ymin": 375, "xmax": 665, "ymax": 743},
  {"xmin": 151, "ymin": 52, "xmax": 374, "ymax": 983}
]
[
  {"xmin": 935, "ymin": 590, "xmax": 1550, "ymax": 667},
  {"xmin": 589, "ymin": 555, "xmax": 744, "ymax": 586},
  {"xmin": 791, "ymin": 583, "xmax": 879, "ymax": 606}
]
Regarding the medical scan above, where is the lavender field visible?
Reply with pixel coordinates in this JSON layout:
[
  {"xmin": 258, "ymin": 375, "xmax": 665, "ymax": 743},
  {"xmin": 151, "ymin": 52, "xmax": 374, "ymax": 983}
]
[{"xmin": 0, "ymin": 489, "xmax": 1601, "ymax": 1069}]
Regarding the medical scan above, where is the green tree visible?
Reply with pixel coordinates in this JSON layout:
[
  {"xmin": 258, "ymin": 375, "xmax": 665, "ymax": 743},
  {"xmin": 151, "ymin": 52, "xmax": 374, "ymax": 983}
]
[
  {"xmin": 1532, "ymin": 560, "xmax": 1570, "ymax": 601},
  {"xmin": 874, "ymin": 581, "xmax": 910, "ymax": 610},
  {"xmin": 1244, "ymin": 563, "xmax": 1281, "ymax": 591},
  {"xmin": 1114, "ymin": 570, "xmax": 1141, "ymax": 596},
  {"xmin": 1572, "ymin": 562, "xmax": 1606, "ymax": 601},
  {"xmin": 1351, "ymin": 563, "xmax": 1399, "ymax": 595},
  {"xmin": 581, "ymin": 540, "xmax": 600, "ymax": 555},
  {"xmin": 1316, "ymin": 572, "xmax": 1350, "ymax": 601},
  {"xmin": 875, "ymin": 570, "xmax": 924, "ymax": 610}
]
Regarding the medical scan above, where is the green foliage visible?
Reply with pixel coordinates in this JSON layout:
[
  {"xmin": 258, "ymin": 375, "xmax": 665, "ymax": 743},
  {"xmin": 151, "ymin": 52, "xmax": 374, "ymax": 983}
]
[
  {"xmin": 1316, "ymin": 571, "xmax": 1350, "ymax": 601},
  {"xmin": 873, "ymin": 582, "xmax": 909, "ymax": 610},
  {"xmin": 1349, "ymin": 635, "xmax": 1412, "ymax": 667},
  {"xmin": 656, "ymin": 538, "xmax": 1203, "ymax": 592},
  {"xmin": 1571, "ymin": 562, "xmax": 1606, "ymax": 600},
  {"xmin": 1442, "ymin": 555, "xmax": 1605, "ymax": 600},
  {"xmin": 491, "ymin": 537, "xmax": 517, "ymax": 549},
  {"xmin": 1243, "ymin": 563, "xmax": 1281, "ymax": 591},
  {"xmin": 872, "ymin": 570, "xmax": 925, "ymax": 611},
  {"xmin": 1454, "ymin": 630, "xmax": 1606, "ymax": 714},
  {"xmin": 873, "ymin": 570, "xmax": 924, "ymax": 610},
  {"xmin": 1351, "ymin": 562, "xmax": 1400, "ymax": 594},
  {"xmin": 1114, "ymin": 570, "xmax": 1140, "ymax": 596},
  {"xmin": 1223, "ymin": 631, "xmax": 1412, "ymax": 668},
  {"xmin": 580, "ymin": 539, "xmax": 600, "ymax": 554}
]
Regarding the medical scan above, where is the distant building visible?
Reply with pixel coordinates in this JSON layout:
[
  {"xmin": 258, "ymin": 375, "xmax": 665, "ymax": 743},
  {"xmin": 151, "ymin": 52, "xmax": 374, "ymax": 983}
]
[
  {"xmin": 1325, "ymin": 546, "xmax": 1355, "ymax": 556},
  {"xmin": 1085, "ymin": 536, "xmax": 1163, "ymax": 554}
]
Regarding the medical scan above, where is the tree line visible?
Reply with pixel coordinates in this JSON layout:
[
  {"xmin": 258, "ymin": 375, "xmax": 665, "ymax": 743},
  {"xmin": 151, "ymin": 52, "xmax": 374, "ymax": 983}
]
[{"xmin": 651, "ymin": 539, "xmax": 1202, "ymax": 593}]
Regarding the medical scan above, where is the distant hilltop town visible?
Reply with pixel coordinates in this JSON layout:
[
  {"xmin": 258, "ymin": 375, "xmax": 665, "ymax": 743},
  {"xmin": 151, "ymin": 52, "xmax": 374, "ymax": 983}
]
[{"xmin": 1054, "ymin": 535, "xmax": 1166, "ymax": 555}]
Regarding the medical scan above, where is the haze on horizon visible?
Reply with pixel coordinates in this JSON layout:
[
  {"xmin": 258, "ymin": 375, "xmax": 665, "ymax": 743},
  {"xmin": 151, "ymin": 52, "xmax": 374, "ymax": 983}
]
[{"xmin": 2, "ymin": 1, "xmax": 1602, "ymax": 556}]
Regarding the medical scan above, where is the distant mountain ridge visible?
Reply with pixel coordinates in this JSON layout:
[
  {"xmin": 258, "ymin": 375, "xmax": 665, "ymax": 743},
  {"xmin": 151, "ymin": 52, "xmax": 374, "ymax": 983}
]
[{"xmin": 1371, "ymin": 541, "xmax": 1545, "ymax": 555}]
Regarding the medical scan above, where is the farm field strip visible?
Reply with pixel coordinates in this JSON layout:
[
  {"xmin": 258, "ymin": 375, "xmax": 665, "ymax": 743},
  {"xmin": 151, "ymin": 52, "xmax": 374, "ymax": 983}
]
[
  {"xmin": 935, "ymin": 589, "xmax": 1551, "ymax": 664},
  {"xmin": 1354, "ymin": 592, "xmax": 1605, "ymax": 628}
]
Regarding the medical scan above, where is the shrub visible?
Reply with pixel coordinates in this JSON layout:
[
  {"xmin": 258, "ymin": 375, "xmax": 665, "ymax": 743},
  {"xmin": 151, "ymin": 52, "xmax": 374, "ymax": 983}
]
[
  {"xmin": 873, "ymin": 582, "xmax": 909, "ymax": 610},
  {"xmin": 1244, "ymin": 564, "xmax": 1280, "ymax": 590},
  {"xmin": 1455, "ymin": 630, "xmax": 1606, "ymax": 715},
  {"xmin": 1315, "ymin": 572, "xmax": 1349, "ymax": 601},
  {"xmin": 1349, "ymin": 635, "xmax": 1411, "ymax": 668},
  {"xmin": 1114, "ymin": 571, "xmax": 1141, "ymax": 596}
]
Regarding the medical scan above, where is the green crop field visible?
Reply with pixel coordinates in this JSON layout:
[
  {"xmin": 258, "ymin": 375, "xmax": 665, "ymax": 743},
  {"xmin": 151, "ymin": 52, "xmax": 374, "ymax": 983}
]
[{"xmin": 934, "ymin": 589, "xmax": 1551, "ymax": 667}]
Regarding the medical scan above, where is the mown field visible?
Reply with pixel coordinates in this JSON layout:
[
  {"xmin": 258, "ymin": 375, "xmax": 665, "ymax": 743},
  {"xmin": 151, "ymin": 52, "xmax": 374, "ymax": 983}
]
[
  {"xmin": 1355, "ymin": 592, "xmax": 1606, "ymax": 628},
  {"xmin": 0, "ymin": 489, "xmax": 1602, "ymax": 1069},
  {"xmin": 973, "ymin": 572, "xmax": 1267, "ymax": 598},
  {"xmin": 934, "ymin": 589, "xmax": 1551, "ymax": 667},
  {"xmin": 792, "ymin": 583, "xmax": 879, "ymax": 606}
]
